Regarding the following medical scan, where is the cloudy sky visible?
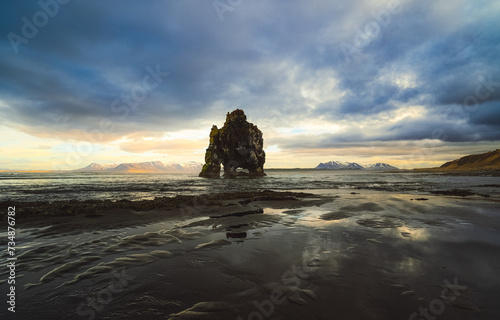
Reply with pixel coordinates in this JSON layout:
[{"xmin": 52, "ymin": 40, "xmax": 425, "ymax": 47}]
[{"xmin": 1, "ymin": 0, "xmax": 499, "ymax": 170}]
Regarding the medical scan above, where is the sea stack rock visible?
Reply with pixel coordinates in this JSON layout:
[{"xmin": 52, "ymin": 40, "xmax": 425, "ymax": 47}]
[{"xmin": 199, "ymin": 109, "xmax": 266, "ymax": 178}]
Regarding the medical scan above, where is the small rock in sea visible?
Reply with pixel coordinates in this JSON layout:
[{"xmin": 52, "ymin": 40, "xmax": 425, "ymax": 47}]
[
  {"xmin": 226, "ymin": 232, "xmax": 247, "ymax": 239},
  {"xmin": 401, "ymin": 232, "xmax": 411, "ymax": 237},
  {"xmin": 430, "ymin": 189, "xmax": 474, "ymax": 197}
]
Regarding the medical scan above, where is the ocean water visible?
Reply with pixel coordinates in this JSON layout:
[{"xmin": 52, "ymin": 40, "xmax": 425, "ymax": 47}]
[{"xmin": 1, "ymin": 169, "xmax": 499, "ymax": 202}]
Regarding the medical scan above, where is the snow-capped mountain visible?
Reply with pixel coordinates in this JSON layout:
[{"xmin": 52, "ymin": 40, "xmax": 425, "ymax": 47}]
[
  {"xmin": 74, "ymin": 163, "xmax": 119, "ymax": 171},
  {"xmin": 345, "ymin": 162, "xmax": 364, "ymax": 169},
  {"xmin": 315, "ymin": 161, "xmax": 398, "ymax": 170},
  {"xmin": 315, "ymin": 161, "xmax": 344, "ymax": 169},
  {"xmin": 365, "ymin": 163, "xmax": 399, "ymax": 170},
  {"xmin": 315, "ymin": 161, "xmax": 364, "ymax": 170},
  {"xmin": 75, "ymin": 161, "xmax": 202, "ymax": 173},
  {"xmin": 177, "ymin": 161, "xmax": 205, "ymax": 171}
]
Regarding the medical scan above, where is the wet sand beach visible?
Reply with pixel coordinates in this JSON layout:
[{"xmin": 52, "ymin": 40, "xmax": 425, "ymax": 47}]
[{"xmin": 1, "ymin": 190, "xmax": 500, "ymax": 319}]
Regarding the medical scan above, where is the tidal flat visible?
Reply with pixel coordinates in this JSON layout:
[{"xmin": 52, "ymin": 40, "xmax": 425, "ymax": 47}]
[{"xmin": 1, "ymin": 189, "xmax": 500, "ymax": 319}]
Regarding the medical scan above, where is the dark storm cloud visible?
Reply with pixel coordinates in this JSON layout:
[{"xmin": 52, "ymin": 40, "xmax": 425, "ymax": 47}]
[
  {"xmin": 272, "ymin": 109, "xmax": 500, "ymax": 150},
  {"xmin": 0, "ymin": 0, "xmax": 499, "ymax": 146},
  {"xmin": 469, "ymin": 102, "xmax": 500, "ymax": 126}
]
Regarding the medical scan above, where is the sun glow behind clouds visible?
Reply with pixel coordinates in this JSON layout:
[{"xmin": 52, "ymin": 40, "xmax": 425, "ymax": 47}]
[
  {"xmin": 392, "ymin": 72, "xmax": 418, "ymax": 90},
  {"xmin": 390, "ymin": 106, "xmax": 427, "ymax": 122},
  {"xmin": 299, "ymin": 69, "xmax": 342, "ymax": 107}
]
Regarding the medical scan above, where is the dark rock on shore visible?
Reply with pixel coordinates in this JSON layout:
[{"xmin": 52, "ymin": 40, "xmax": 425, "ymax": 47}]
[
  {"xmin": 430, "ymin": 189, "xmax": 490, "ymax": 197},
  {"xmin": 209, "ymin": 208, "xmax": 263, "ymax": 219},
  {"xmin": 0, "ymin": 190, "xmax": 314, "ymax": 221},
  {"xmin": 430, "ymin": 189, "xmax": 474, "ymax": 197},
  {"xmin": 199, "ymin": 109, "xmax": 266, "ymax": 178}
]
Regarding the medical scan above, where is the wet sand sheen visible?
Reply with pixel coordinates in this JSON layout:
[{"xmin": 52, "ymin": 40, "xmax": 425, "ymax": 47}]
[{"xmin": 1, "ymin": 190, "xmax": 500, "ymax": 319}]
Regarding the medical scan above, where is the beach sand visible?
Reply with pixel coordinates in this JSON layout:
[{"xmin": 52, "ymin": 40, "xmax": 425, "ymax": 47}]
[{"xmin": 1, "ymin": 190, "xmax": 500, "ymax": 319}]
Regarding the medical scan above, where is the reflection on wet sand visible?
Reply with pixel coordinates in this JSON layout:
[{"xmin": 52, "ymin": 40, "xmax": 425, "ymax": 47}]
[{"xmin": 1, "ymin": 191, "xmax": 500, "ymax": 319}]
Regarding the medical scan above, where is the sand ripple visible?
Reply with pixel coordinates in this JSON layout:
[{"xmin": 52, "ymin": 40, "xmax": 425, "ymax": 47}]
[{"xmin": 62, "ymin": 250, "xmax": 172, "ymax": 286}]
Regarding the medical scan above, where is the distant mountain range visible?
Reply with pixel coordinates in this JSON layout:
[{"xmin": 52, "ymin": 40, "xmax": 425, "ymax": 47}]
[
  {"xmin": 315, "ymin": 161, "xmax": 399, "ymax": 170},
  {"xmin": 416, "ymin": 149, "xmax": 500, "ymax": 172},
  {"xmin": 74, "ymin": 161, "xmax": 203, "ymax": 173}
]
